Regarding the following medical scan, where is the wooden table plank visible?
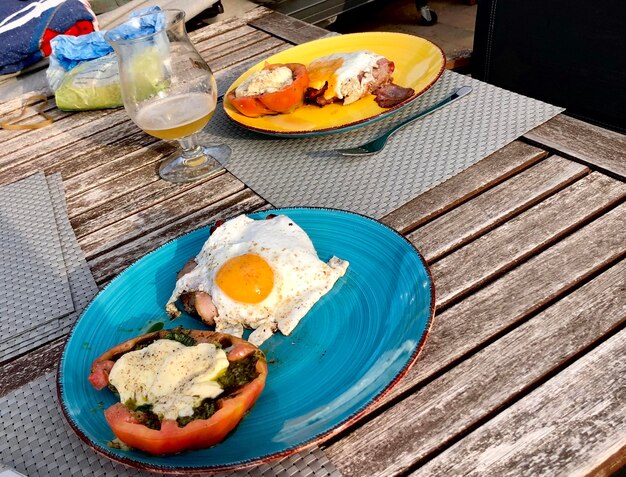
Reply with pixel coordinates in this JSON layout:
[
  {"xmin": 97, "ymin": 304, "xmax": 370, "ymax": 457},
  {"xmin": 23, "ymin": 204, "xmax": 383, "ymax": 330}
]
[
  {"xmin": 87, "ymin": 189, "xmax": 267, "ymax": 283},
  {"xmin": 200, "ymin": 30, "xmax": 279, "ymax": 63},
  {"xmin": 248, "ymin": 11, "xmax": 331, "ymax": 45},
  {"xmin": 69, "ymin": 168, "xmax": 220, "ymax": 237},
  {"xmin": 0, "ymin": 105, "xmax": 70, "ymax": 144},
  {"xmin": 0, "ymin": 112, "xmax": 144, "ymax": 186},
  {"xmin": 0, "ymin": 337, "xmax": 65, "ymax": 395},
  {"xmin": 525, "ymin": 114, "xmax": 626, "ymax": 180},
  {"xmin": 432, "ymin": 172, "xmax": 626, "ymax": 307},
  {"xmin": 351, "ymin": 202, "xmax": 626, "ymax": 418},
  {"xmin": 78, "ymin": 173, "xmax": 247, "ymax": 257},
  {"xmin": 411, "ymin": 201, "xmax": 625, "ymax": 384},
  {"xmin": 381, "ymin": 141, "xmax": 548, "ymax": 234},
  {"xmin": 408, "ymin": 156, "xmax": 588, "ymax": 262},
  {"xmin": 326, "ymin": 259, "xmax": 626, "ymax": 477},
  {"xmin": 207, "ymin": 36, "xmax": 286, "ymax": 73},
  {"xmin": 192, "ymin": 23, "xmax": 260, "ymax": 52},
  {"xmin": 0, "ymin": 89, "xmax": 52, "ymax": 117},
  {"xmin": 0, "ymin": 108, "xmax": 124, "ymax": 174},
  {"xmin": 414, "ymin": 304, "xmax": 626, "ymax": 476},
  {"xmin": 188, "ymin": 6, "xmax": 271, "ymax": 44}
]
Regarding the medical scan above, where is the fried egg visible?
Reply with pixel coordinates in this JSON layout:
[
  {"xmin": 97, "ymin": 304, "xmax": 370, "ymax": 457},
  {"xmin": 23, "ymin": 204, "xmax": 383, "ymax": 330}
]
[
  {"xmin": 166, "ymin": 215, "xmax": 349, "ymax": 345},
  {"xmin": 307, "ymin": 50, "xmax": 385, "ymax": 105}
]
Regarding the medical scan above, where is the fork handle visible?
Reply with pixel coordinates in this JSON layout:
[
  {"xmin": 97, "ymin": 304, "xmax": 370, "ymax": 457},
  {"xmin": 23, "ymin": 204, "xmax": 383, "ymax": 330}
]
[{"xmin": 379, "ymin": 85, "xmax": 472, "ymax": 142}]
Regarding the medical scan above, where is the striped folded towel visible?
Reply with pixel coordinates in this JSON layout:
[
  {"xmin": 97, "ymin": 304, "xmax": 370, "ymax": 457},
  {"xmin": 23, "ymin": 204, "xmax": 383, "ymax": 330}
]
[{"xmin": 0, "ymin": 0, "xmax": 97, "ymax": 75}]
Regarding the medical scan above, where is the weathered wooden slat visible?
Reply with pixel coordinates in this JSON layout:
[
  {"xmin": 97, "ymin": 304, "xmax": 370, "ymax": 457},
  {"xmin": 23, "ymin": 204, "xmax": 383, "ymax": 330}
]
[
  {"xmin": 194, "ymin": 25, "xmax": 261, "ymax": 55},
  {"xmin": 200, "ymin": 30, "xmax": 275, "ymax": 63},
  {"xmin": 408, "ymin": 155, "xmax": 589, "ymax": 262},
  {"xmin": 78, "ymin": 173, "xmax": 248, "ymax": 258},
  {"xmin": 188, "ymin": 6, "xmax": 271, "ymax": 44},
  {"xmin": 248, "ymin": 11, "xmax": 331, "ymax": 45},
  {"xmin": 0, "ymin": 118, "xmax": 149, "ymax": 187},
  {"xmin": 327, "ymin": 201, "xmax": 626, "ymax": 431},
  {"xmin": 326, "ymin": 259, "xmax": 626, "ymax": 477},
  {"xmin": 431, "ymin": 172, "xmax": 626, "ymax": 307},
  {"xmin": 62, "ymin": 137, "xmax": 174, "ymax": 203},
  {"xmin": 70, "ymin": 167, "xmax": 225, "ymax": 238},
  {"xmin": 0, "ymin": 88, "xmax": 51, "ymax": 117},
  {"xmin": 206, "ymin": 36, "xmax": 285, "ymax": 73},
  {"xmin": 87, "ymin": 189, "xmax": 267, "ymax": 283},
  {"xmin": 0, "ymin": 105, "xmax": 71, "ymax": 144},
  {"xmin": 381, "ymin": 141, "xmax": 547, "ymax": 233},
  {"xmin": 413, "ymin": 304, "xmax": 626, "ymax": 476},
  {"xmin": 525, "ymin": 114, "xmax": 626, "ymax": 180},
  {"xmin": 390, "ymin": 203, "xmax": 626, "ymax": 403},
  {"xmin": 0, "ymin": 337, "xmax": 65, "ymax": 396},
  {"xmin": 0, "ymin": 107, "xmax": 124, "ymax": 175}
]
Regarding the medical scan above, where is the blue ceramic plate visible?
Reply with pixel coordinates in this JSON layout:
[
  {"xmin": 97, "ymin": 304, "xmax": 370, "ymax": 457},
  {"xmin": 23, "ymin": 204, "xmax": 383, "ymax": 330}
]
[{"xmin": 58, "ymin": 208, "xmax": 434, "ymax": 473}]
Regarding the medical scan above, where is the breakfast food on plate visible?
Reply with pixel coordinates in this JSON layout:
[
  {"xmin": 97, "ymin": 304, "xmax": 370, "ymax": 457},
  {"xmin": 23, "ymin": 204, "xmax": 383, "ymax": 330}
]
[
  {"xmin": 227, "ymin": 52, "xmax": 415, "ymax": 117},
  {"xmin": 227, "ymin": 63, "xmax": 309, "ymax": 117},
  {"xmin": 305, "ymin": 50, "xmax": 415, "ymax": 108},
  {"xmin": 88, "ymin": 329, "xmax": 267, "ymax": 455},
  {"xmin": 166, "ymin": 214, "xmax": 349, "ymax": 346}
]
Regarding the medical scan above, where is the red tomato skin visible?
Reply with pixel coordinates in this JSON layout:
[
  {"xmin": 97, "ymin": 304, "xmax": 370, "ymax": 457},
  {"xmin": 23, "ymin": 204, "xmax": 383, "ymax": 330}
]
[
  {"xmin": 104, "ymin": 358, "xmax": 267, "ymax": 455},
  {"xmin": 228, "ymin": 63, "xmax": 309, "ymax": 117},
  {"xmin": 92, "ymin": 330, "xmax": 268, "ymax": 455},
  {"xmin": 226, "ymin": 91, "xmax": 276, "ymax": 118}
]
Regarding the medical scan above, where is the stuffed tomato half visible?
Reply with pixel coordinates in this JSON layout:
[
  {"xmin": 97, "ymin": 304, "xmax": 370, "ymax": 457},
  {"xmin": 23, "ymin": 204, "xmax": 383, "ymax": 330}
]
[
  {"xmin": 227, "ymin": 63, "xmax": 309, "ymax": 117},
  {"xmin": 88, "ymin": 329, "xmax": 267, "ymax": 455}
]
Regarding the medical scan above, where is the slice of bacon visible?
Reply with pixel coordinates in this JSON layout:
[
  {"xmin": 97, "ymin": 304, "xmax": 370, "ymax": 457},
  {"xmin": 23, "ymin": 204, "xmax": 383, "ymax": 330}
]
[
  {"xmin": 88, "ymin": 360, "xmax": 115, "ymax": 390},
  {"xmin": 371, "ymin": 58, "xmax": 395, "ymax": 87},
  {"xmin": 373, "ymin": 83, "xmax": 415, "ymax": 108},
  {"xmin": 304, "ymin": 82, "xmax": 336, "ymax": 107}
]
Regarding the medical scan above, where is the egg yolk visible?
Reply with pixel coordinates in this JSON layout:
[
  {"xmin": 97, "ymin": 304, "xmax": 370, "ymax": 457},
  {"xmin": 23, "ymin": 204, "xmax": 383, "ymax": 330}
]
[
  {"xmin": 215, "ymin": 253, "xmax": 274, "ymax": 303},
  {"xmin": 308, "ymin": 57, "xmax": 344, "ymax": 98}
]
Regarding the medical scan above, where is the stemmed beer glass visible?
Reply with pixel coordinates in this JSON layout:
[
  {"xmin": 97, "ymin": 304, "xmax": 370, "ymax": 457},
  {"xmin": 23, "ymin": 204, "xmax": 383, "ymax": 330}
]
[{"xmin": 106, "ymin": 9, "xmax": 230, "ymax": 183}]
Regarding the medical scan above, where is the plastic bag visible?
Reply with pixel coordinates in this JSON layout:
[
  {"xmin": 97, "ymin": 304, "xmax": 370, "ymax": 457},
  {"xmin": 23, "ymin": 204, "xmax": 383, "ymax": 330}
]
[
  {"xmin": 54, "ymin": 53, "xmax": 121, "ymax": 110},
  {"xmin": 47, "ymin": 7, "xmax": 164, "ymax": 111}
]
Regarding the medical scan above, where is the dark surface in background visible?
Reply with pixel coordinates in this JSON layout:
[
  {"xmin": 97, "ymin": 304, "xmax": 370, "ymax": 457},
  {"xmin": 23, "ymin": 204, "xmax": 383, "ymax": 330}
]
[
  {"xmin": 271, "ymin": 0, "xmax": 379, "ymax": 25},
  {"xmin": 472, "ymin": 0, "xmax": 626, "ymax": 133}
]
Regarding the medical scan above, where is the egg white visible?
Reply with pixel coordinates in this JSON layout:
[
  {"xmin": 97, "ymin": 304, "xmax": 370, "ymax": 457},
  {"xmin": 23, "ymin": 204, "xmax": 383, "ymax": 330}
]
[
  {"xmin": 308, "ymin": 50, "xmax": 384, "ymax": 105},
  {"xmin": 166, "ymin": 215, "xmax": 349, "ymax": 345}
]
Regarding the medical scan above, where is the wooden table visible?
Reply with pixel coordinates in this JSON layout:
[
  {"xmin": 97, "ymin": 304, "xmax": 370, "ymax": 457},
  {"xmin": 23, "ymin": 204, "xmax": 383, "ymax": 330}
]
[{"xmin": 1, "ymin": 7, "xmax": 625, "ymax": 476}]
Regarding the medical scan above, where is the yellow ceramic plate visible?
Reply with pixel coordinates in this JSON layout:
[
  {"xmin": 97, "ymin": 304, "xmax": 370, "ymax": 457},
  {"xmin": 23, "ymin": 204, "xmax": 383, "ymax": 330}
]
[{"xmin": 223, "ymin": 32, "xmax": 446, "ymax": 136}]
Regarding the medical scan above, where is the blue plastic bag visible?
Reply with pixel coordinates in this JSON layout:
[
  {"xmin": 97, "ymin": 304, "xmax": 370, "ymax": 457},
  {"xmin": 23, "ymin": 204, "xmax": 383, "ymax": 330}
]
[
  {"xmin": 48, "ymin": 7, "xmax": 165, "ymax": 110},
  {"xmin": 50, "ymin": 6, "xmax": 164, "ymax": 71}
]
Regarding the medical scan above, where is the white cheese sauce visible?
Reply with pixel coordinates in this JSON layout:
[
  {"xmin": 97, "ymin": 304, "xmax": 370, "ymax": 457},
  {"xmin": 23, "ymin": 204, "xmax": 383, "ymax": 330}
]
[
  {"xmin": 108, "ymin": 339, "xmax": 229, "ymax": 420},
  {"xmin": 308, "ymin": 51, "xmax": 384, "ymax": 104},
  {"xmin": 235, "ymin": 66, "xmax": 293, "ymax": 97}
]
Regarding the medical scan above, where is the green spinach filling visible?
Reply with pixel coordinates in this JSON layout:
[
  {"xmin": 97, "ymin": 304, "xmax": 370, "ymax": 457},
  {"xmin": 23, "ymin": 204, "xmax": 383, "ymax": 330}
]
[
  {"xmin": 176, "ymin": 352, "xmax": 262, "ymax": 427},
  {"xmin": 121, "ymin": 350, "xmax": 262, "ymax": 428},
  {"xmin": 125, "ymin": 400, "xmax": 161, "ymax": 430},
  {"xmin": 131, "ymin": 329, "xmax": 197, "ymax": 352}
]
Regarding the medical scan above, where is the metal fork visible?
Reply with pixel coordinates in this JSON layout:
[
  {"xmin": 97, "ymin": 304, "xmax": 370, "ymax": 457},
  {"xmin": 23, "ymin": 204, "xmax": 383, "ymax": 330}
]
[{"xmin": 337, "ymin": 85, "xmax": 473, "ymax": 156}]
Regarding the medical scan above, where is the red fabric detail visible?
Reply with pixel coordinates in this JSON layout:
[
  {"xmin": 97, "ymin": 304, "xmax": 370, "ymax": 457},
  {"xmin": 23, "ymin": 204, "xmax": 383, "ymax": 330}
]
[
  {"xmin": 75, "ymin": 20, "xmax": 95, "ymax": 35},
  {"xmin": 40, "ymin": 21, "xmax": 95, "ymax": 58}
]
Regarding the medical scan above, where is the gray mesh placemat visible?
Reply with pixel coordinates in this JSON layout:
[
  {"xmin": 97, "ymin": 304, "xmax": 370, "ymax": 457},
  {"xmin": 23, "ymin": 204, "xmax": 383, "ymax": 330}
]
[
  {"xmin": 202, "ymin": 70, "xmax": 564, "ymax": 218},
  {"xmin": 0, "ymin": 372, "xmax": 342, "ymax": 477},
  {"xmin": 0, "ymin": 173, "xmax": 73, "ymax": 340},
  {"xmin": 0, "ymin": 175, "xmax": 99, "ymax": 362}
]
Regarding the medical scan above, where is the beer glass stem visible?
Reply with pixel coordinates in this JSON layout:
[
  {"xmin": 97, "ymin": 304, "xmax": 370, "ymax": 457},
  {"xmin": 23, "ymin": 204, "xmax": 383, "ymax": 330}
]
[{"xmin": 179, "ymin": 134, "xmax": 207, "ymax": 167}]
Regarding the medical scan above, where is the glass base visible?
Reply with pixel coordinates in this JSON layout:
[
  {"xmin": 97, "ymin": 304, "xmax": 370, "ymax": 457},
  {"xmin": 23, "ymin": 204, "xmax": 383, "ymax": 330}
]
[{"xmin": 158, "ymin": 144, "xmax": 231, "ymax": 183}]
